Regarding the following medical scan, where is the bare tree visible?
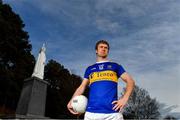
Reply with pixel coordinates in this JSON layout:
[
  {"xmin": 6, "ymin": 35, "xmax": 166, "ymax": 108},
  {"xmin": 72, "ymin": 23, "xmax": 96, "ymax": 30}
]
[{"xmin": 122, "ymin": 85, "xmax": 160, "ymax": 119}]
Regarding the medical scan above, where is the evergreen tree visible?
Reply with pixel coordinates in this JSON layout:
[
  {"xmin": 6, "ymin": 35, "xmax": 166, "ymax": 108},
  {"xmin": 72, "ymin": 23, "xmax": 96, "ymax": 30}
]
[
  {"xmin": 0, "ymin": 2, "xmax": 35, "ymax": 114},
  {"xmin": 44, "ymin": 60, "xmax": 84, "ymax": 119}
]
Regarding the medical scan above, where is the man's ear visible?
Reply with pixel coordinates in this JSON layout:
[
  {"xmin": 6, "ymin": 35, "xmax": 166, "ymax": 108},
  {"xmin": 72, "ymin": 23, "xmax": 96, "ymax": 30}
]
[{"xmin": 96, "ymin": 49, "xmax": 98, "ymax": 54}]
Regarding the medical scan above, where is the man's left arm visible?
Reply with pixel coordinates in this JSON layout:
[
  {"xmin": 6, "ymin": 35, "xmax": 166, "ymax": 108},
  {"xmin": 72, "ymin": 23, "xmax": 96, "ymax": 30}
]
[{"xmin": 112, "ymin": 72, "xmax": 135, "ymax": 112}]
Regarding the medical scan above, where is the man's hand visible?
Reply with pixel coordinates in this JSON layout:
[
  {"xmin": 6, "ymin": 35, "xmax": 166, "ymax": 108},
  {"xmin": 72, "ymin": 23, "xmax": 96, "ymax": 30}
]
[
  {"xmin": 112, "ymin": 72, "xmax": 135, "ymax": 112},
  {"xmin": 67, "ymin": 101, "xmax": 80, "ymax": 115},
  {"xmin": 112, "ymin": 97, "xmax": 128, "ymax": 112}
]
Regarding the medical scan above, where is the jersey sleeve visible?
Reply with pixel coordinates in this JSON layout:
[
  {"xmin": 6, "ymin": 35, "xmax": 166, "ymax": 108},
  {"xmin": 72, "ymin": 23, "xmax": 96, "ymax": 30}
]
[
  {"xmin": 84, "ymin": 67, "xmax": 90, "ymax": 79},
  {"xmin": 117, "ymin": 64, "xmax": 126, "ymax": 78}
]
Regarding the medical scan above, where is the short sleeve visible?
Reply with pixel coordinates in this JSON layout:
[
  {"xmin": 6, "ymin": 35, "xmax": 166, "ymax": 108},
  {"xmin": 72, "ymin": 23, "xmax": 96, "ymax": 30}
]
[
  {"xmin": 117, "ymin": 64, "xmax": 126, "ymax": 78},
  {"xmin": 84, "ymin": 67, "xmax": 90, "ymax": 79}
]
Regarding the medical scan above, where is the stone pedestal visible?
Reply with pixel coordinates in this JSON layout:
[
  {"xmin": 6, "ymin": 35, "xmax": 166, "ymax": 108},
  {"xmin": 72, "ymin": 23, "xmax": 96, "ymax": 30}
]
[{"xmin": 16, "ymin": 77, "xmax": 48, "ymax": 118}]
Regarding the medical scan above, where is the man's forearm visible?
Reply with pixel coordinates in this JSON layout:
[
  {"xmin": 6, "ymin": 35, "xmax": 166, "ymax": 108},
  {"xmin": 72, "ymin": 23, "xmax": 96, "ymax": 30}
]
[
  {"xmin": 122, "ymin": 78, "xmax": 135, "ymax": 100},
  {"xmin": 69, "ymin": 79, "xmax": 89, "ymax": 102},
  {"xmin": 72, "ymin": 86, "xmax": 85, "ymax": 98}
]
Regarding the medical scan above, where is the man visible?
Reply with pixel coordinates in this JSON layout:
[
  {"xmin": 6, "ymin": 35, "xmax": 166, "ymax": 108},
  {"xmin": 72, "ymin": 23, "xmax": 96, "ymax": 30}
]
[{"xmin": 67, "ymin": 40, "xmax": 135, "ymax": 120}]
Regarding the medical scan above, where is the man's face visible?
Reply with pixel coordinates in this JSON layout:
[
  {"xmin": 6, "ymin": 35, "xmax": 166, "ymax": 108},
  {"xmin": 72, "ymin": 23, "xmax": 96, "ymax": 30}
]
[{"xmin": 96, "ymin": 43, "xmax": 109, "ymax": 58}]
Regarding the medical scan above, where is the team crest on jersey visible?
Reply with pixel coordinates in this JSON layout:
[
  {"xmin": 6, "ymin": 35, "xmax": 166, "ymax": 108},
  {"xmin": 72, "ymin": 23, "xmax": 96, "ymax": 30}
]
[
  {"xmin": 98, "ymin": 64, "xmax": 104, "ymax": 70},
  {"xmin": 107, "ymin": 65, "xmax": 112, "ymax": 69}
]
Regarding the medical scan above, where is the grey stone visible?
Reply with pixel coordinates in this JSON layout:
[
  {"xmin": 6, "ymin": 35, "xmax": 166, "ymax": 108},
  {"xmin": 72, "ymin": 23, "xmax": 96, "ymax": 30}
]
[{"xmin": 16, "ymin": 76, "xmax": 49, "ymax": 118}]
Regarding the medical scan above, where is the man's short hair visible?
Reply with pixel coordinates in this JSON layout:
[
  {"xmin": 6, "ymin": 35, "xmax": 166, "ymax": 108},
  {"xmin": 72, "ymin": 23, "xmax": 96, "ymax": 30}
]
[{"xmin": 95, "ymin": 40, "xmax": 110, "ymax": 50}]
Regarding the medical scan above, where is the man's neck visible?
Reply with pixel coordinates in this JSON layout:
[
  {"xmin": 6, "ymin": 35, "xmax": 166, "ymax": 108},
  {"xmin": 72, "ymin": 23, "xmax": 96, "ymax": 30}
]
[{"xmin": 96, "ymin": 57, "xmax": 109, "ymax": 62}]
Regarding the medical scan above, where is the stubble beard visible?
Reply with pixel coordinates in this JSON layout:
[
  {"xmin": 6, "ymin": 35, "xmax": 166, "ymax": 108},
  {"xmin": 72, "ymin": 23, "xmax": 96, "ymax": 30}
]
[{"xmin": 97, "ymin": 54, "xmax": 108, "ymax": 59}]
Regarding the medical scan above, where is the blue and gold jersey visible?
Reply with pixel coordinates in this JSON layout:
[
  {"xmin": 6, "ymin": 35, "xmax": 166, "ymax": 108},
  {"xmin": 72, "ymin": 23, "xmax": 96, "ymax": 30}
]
[{"xmin": 84, "ymin": 61, "xmax": 126, "ymax": 113}]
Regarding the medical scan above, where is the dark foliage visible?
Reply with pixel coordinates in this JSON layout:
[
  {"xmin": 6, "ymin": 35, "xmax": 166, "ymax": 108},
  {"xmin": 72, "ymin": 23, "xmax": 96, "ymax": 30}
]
[
  {"xmin": 0, "ymin": 2, "xmax": 35, "ymax": 115},
  {"xmin": 44, "ymin": 60, "xmax": 87, "ymax": 119}
]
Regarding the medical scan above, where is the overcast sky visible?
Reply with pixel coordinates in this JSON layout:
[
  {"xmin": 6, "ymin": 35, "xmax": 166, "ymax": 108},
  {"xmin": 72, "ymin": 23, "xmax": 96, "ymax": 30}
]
[{"xmin": 4, "ymin": 0, "xmax": 180, "ymax": 115}]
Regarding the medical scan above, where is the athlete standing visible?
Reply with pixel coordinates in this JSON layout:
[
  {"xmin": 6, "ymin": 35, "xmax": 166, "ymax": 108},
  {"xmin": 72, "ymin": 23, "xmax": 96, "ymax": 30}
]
[{"xmin": 67, "ymin": 40, "xmax": 135, "ymax": 120}]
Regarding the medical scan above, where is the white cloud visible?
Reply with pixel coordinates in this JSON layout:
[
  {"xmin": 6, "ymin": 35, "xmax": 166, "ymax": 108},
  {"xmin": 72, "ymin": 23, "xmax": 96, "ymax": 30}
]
[
  {"xmin": 136, "ymin": 63, "xmax": 180, "ymax": 112},
  {"xmin": 95, "ymin": 18, "xmax": 121, "ymax": 34},
  {"xmin": 109, "ymin": 21, "xmax": 180, "ymax": 113}
]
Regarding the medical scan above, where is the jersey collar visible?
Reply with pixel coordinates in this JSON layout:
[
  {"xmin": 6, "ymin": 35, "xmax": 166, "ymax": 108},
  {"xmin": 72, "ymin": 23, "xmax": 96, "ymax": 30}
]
[{"xmin": 96, "ymin": 60, "xmax": 110, "ymax": 64}]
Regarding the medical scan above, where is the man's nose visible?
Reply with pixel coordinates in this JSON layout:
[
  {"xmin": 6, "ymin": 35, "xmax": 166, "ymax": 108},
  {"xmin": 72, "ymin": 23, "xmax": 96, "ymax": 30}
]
[
  {"xmin": 102, "ymin": 48, "xmax": 106, "ymax": 51},
  {"xmin": 102, "ymin": 47, "xmax": 106, "ymax": 50}
]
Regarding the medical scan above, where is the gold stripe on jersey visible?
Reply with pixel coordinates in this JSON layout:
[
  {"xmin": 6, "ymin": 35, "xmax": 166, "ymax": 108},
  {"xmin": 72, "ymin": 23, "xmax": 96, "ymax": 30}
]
[{"xmin": 89, "ymin": 70, "xmax": 118, "ymax": 84}]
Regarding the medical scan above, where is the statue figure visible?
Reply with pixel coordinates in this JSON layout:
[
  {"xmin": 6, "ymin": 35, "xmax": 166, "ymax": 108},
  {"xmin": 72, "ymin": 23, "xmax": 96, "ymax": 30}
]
[{"xmin": 32, "ymin": 43, "xmax": 46, "ymax": 79}]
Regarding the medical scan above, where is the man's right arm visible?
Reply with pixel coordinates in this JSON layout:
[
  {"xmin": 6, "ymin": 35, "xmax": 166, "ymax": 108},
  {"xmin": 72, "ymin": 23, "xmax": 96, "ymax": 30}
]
[{"xmin": 67, "ymin": 78, "xmax": 89, "ymax": 114}]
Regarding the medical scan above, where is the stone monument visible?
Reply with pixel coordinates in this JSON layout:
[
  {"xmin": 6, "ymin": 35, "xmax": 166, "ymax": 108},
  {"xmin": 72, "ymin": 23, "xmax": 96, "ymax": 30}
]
[{"xmin": 16, "ymin": 44, "xmax": 48, "ymax": 118}]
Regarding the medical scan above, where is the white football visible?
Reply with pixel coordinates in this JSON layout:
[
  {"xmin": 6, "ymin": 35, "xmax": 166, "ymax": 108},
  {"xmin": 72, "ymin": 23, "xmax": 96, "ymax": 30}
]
[{"xmin": 71, "ymin": 95, "xmax": 88, "ymax": 113}]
